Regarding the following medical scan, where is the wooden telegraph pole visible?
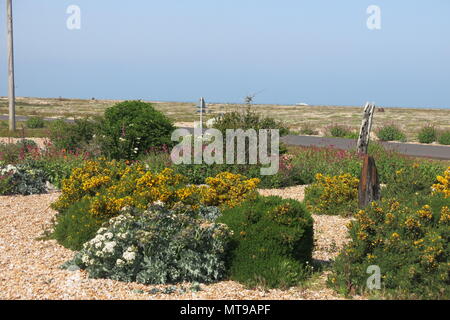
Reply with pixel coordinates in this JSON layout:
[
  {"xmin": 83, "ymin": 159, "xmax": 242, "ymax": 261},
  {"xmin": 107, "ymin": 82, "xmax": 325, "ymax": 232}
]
[
  {"xmin": 6, "ymin": 0, "xmax": 16, "ymax": 132},
  {"xmin": 357, "ymin": 102, "xmax": 381, "ymax": 208}
]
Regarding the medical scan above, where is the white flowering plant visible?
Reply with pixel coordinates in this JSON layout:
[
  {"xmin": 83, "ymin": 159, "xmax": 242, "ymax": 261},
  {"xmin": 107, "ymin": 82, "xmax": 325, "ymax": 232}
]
[{"xmin": 64, "ymin": 204, "xmax": 232, "ymax": 284}]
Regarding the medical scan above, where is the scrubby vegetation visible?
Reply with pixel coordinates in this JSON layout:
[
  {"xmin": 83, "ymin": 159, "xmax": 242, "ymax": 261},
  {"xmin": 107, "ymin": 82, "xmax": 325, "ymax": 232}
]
[
  {"xmin": 376, "ymin": 124, "xmax": 407, "ymax": 142},
  {"xmin": 1, "ymin": 98, "xmax": 449, "ymax": 298},
  {"xmin": 438, "ymin": 130, "xmax": 450, "ymax": 145},
  {"xmin": 305, "ymin": 173, "xmax": 359, "ymax": 217},
  {"xmin": 218, "ymin": 196, "xmax": 314, "ymax": 288},
  {"xmin": 98, "ymin": 101, "xmax": 174, "ymax": 160},
  {"xmin": 417, "ymin": 125, "xmax": 437, "ymax": 144}
]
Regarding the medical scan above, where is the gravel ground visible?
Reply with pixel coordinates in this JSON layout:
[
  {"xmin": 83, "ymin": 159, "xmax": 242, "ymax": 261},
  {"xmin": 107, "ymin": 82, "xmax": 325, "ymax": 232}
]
[
  {"xmin": 0, "ymin": 188, "xmax": 353, "ymax": 300},
  {"xmin": 0, "ymin": 137, "xmax": 48, "ymax": 148}
]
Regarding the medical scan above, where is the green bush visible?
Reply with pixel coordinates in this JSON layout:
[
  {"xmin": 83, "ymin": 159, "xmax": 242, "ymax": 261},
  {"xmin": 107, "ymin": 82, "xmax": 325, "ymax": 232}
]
[
  {"xmin": 299, "ymin": 124, "xmax": 319, "ymax": 136},
  {"xmin": 218, "ymin": 196, "xmax": 314, "ymax": 288},
  {"xmin": 329, "ymin": 195, "xmax": 450, "ymax": 299},
  {"xmin": 376, "ymin": 124, "xmax": 407, "ymax": 142},
  {"xmin": 64, "ymin": 204, "xmax": 231, "ymax": 284},
  {"xmin": 213, "ymin": 108, "xmax": 289, "ymax": 136},
  {"xmin": 49, "ymin": 118, "xmax": 100, "ymax": 152},
  {"xmin": 26, "ymin": 117, "xmax": 45, "ymax": 129},
  {"xmin": 326, "ymin": 124, "xmax": 355, "ymax": 138},
  {"xmin": 305, "ymin": 173, "xmax": 360, "ymax": 217},
  {"xmin": 383, "ymin": 162, "xmax": 441, "ymax": 201},
  {"xmin": 49, "ymin": 198, "xmax": 107, "ymax": 250},
  {"xmin": 417, "ymin": 125, "xmax": 437, "ymax": 144},
  {"xmin": 438, "ymin": 130, "xmax": 450, "ymax": 145},
  {"xmin": 99, "ymin": 101, "xmax": 174, "ymax": 160},
  {"xmin": 24, "ymin": 155, "xmax": 85, "ymax": 189}
]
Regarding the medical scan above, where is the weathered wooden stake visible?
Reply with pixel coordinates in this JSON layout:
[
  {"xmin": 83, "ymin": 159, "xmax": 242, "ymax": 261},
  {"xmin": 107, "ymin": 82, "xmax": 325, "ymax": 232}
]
[
  {"xmin": 358, "ymin": 154, "xmax": 381, "ymax": 208},
  {"xmin": 356, "ymin": 102, "xmax": 375, "ymax": 154},
  {"xmin": 357, "ymin": 102, "xmax": 381, "ymax": 208}
]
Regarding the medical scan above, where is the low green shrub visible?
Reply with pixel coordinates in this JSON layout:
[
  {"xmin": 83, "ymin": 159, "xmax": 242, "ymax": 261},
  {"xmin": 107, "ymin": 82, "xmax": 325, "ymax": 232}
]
[
  {"xmin": 49, "ymin": 198, "xmax": 107, "ymax": 250},
  {"xmin": 438, "ymin": 130, "xmax": 450, "ymax": 145},
  {"xmin": 49, "ymin": 118, "xmax": 100, "ymax": 152},
  {"xmin": 99, "ymin": 101, "xmax": 174, "ymax": 160},
  {"xmin": 383, "ymin": 162, "xmax": 440, "ymax": 200},
  {"xmin": 0, "ymin": 163, "xmax": 47, "ymax": 195},
  {"xmin": 376, "ymin": 124, "xmax": 407, "ymax": 142},
  {"xmin": 24, "ymin": 155, "xmax": 85, "ymax": 189},
  {"xmin": 305, "ymin": 173, "xmax": 360, "ymax": 217},
  {"xmin": 326, "ymin": 124, "xmax": 356, "ymax": 139},
  {"xmin": 299, "ymin": 124, "xmax": 319, "ymax": 136},
  {"xmin": 213, "ymin": 108, "xmax": 289, "ymax": 136},
  {"xmin": 26, "ymin": 117, "xmax": 45, "ymax": 129},
  {"xmin": 218, "ymin": 196, "xmax": 314, "ymax": 288},
  {"xmin": 329, "ymin": 194, "xmax": 450, "ymax": 299},
  {"xmin": 64, "ymin": 204, "xmax": 231, "ymax": 284},
  {"xmin": 417, "ymin": 125, "xmax": 437, "ymax": 144}
]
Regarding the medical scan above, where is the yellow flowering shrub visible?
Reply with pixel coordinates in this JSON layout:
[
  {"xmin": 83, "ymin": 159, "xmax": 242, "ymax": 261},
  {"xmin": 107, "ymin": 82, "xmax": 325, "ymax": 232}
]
[
  {"xmin": 51, "ymin": 159, "xmax": 260, "ymax": 251},
  {"xmin": 52, "ymin": 159, "xmax": 259, "ymax": 218},
  {"xmin": 432, "ymin": 166, "xmax": 450, "ymax": 198},
  {"xmin": 305, "ymin": 173, "xmax": 359, "ymax": 216},
  {"xmin": 202, "ymin": 172, "xmax": 260, "ymax": 208},
  {"xmin": 329, "ymin": 195, "xmax": 450, "ymax": 299}
]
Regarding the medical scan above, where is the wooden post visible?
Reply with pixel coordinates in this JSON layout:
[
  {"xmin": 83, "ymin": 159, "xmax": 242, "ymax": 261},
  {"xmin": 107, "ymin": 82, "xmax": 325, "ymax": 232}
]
[
  {"xmin": 6, "ymin": 0, "xmax": 16, "ymax": 132},
  {"xmin": 357, "ymin": 102, "xmax": 380, "ymax": 208},
  {"xmin": 356, "ymin": 102, "xmax": 375, "ymax": 154},
  {"xmin": 358, "ymin": 154, "xmax": 381, "ymax": 208}
]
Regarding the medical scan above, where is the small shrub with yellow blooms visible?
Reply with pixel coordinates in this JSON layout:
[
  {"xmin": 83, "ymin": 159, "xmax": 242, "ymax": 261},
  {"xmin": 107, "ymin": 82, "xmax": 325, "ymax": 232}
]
[
  {"xmin": 432, "ymin": 167, "xmax": 450, "ymax": 198},
  {"xmin": 304, "ymin": 173, "xmax": 359, "ymax": 217},
  {"xmin": 329, "ymin": 187, "xmax": 450, "ymax": 298},
  {"xmin": 49, "ymin": 159, "xmax": 259, "ymax": 250}
]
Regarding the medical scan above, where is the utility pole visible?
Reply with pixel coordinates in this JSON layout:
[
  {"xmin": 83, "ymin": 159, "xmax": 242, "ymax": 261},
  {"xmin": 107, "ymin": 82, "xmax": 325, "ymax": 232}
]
[
  {"xmin": 200, "ymin": 97, "xmax": 205, "ymax": 133},
  {"xmin": 6, "ymin": 0, "xmax": 16, "ymax": 131}
]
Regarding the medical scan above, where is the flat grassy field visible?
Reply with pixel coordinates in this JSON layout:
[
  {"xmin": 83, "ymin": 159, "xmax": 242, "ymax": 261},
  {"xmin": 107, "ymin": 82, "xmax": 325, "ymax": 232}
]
[{"xmin": 1, "ymin": 97, "xmax": 449, "ymax": 141}]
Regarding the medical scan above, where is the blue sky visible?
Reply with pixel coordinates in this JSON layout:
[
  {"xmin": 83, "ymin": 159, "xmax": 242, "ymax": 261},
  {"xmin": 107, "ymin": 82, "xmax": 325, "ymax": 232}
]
[{"xmin": 0, "ymin": 0, "xmax": 449, "ymax": 108}]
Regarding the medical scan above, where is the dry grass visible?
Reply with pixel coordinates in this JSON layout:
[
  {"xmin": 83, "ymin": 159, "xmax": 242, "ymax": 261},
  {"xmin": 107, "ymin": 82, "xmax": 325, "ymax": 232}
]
[{"xmin": 1, "ymin": 96, "xmax": 449, "ymax": 142}]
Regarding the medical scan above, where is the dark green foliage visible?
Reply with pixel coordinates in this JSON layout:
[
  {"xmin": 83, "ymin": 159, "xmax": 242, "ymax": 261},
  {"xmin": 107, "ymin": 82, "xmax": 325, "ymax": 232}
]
[
  {"xmin": 326, "ymin": 124, "xmax": 356, "ymax": 139},
  {"xmin": 26, "ymin": 117, "xmax": 45, "ymax": 129},
  {"xmin": 50, "ymin": 199, "xmax": 108, "ymax": 251},
  {"xmin": 218, "ymin": 196, "xmax": 314, "ymax": 288},
  {"xmin": 376, "ymin": 124, "xmax": 407, "ymax": 142},
  {"xmin": 24, "ymin": 156, "xmax": 85, "ymax": 189},
  {"xmin": 49, "ymin": 118, "xmax": 100, "ymax": 152},
  {"xmin": 213, "ymin": 108, "xmax": 289, "ymax": 136},
  {"xmin": 438, "ymin": 130, "xmax": 450, "ymax": 145},
  {"xmin": 417, "ymin": 125, "xmax": 437, "ymax": 144},
  {"xmin": 99, "ymin": 101, "xmax": 175, "ymax": 159}
]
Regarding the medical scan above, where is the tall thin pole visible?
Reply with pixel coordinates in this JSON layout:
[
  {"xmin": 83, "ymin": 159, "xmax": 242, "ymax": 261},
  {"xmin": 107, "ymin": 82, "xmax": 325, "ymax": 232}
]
[
  {"xmin": 6, "ymin": 0, "xmax": 16, "ymax": 132},
  {"xmin": 200, "ymin": 97, "xmax": 204, "ymax": 134}
]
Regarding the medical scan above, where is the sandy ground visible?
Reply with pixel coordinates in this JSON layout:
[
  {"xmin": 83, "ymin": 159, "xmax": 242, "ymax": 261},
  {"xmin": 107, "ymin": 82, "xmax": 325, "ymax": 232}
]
[{"xmin": 0, "ymin": 188, "xmax": 353, "ymax": 300}]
